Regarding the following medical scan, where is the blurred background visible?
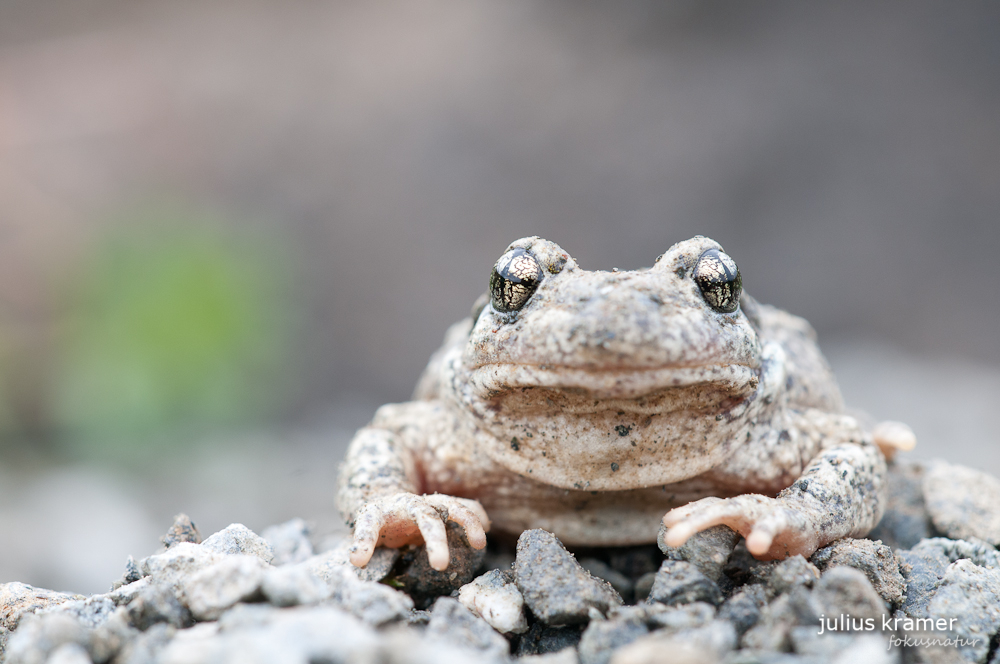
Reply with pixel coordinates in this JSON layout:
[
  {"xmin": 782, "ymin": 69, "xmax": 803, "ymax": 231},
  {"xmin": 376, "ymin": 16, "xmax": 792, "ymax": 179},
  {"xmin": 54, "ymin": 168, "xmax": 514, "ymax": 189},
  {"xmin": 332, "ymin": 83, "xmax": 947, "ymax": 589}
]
[{"xmin": 0, "ymin": 0, "xmax": 998, "ymax": 594}]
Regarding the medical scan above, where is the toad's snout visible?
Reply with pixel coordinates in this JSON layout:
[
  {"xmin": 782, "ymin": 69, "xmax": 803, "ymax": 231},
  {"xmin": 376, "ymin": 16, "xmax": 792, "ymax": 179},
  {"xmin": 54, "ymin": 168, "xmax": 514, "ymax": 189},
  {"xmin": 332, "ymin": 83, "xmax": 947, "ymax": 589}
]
[{"xmin": 508, "ymin": 271, "xmax": 759, "ymax": 372}]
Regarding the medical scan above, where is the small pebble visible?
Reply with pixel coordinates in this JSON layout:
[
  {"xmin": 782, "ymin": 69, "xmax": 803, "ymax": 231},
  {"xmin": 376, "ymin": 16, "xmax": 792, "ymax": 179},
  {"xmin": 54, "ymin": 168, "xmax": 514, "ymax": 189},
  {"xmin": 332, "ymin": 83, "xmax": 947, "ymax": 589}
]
[
  {"xmin": 647, "ymin": 560, "xmax": 724, "ymax": 607},
  {"xmin": 457, "ymin": 569, "xmax": 528, "ymax": 634},
  {"xmin": 515, "ymin": 529, "xmax": 622, "ymax": 625}
]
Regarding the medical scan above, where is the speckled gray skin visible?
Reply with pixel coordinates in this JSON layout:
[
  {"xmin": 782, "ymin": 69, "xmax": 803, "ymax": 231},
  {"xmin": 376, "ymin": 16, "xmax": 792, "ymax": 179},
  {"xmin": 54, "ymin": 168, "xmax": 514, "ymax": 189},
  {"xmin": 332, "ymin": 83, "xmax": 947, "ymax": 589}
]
[{"xmin": 337, "ymin": 236, "xmax": 887, "ymax": 571}]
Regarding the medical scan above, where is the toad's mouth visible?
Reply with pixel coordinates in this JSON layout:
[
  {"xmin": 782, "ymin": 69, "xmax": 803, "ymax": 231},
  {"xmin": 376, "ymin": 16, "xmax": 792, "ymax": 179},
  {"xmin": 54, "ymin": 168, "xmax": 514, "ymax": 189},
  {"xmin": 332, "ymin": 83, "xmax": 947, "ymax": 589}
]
[{"xmin": 465, "ymin": 362, "xmax": 759, "ymax": 401}]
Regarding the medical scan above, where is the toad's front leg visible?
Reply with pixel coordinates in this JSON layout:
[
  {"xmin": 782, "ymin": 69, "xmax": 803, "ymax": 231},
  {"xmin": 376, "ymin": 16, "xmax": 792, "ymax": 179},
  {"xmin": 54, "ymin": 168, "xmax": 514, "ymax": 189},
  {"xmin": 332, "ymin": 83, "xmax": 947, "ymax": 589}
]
[
  {"xmin": 662, "ymin": 439, "xmax": 886, "ymax": 560},
  {"xmin": 336, "ymin": 425, "xmax": 490, "ymax": 571}
]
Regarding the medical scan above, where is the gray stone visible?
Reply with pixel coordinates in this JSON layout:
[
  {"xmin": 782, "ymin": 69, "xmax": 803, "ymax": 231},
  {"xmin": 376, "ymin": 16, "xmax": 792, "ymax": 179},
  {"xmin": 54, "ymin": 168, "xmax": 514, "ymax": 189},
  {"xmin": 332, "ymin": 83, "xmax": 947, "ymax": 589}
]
[
  {"xmin": 915, "ymin": 537, "xmax": 1000, "ymax": 569},
  {"xmin": 515, "ymin": 529, "xmax": 622, "ymax": 625},
  {"xmin": 261, "ymin": 518, "xmax": 314, "ymax": 566},
  {"xmin": 261, "ymin": 564, "xmax": 331, "ymax": 607},
  {"xmin": 200, "ymin": 523, "xmax": 275, "ymax": 563},
  {"xmin": 923, "ymin": 461, "xmax": 1000, "ymax": 547},
  {"xmin": 580, "ymin": 559, "xmax": 635, "ymax": 602},
  {"xmin": 389, "ymin": 520, "xmax": 486, "ymax": 608},
  {"xmin": 379, "ymin": 625, "xmax": 503, "ymax": 664},
  {"xmin": 578, "ymin": 615, "xmax": 649, "ymax": 664},
  {"xmin": 458, "ymin": 568, "xmax": 528, "ymax": 634},
  {"xmin": 110, "ymin": 556, "xmax": 143, "ymax": 591},
  {"xmin": 324, "ymin": 563, "xmax": 414, "ymax": 626},
  {"xmin": 389, "ymin": 625, "xmax": 506, "ymax": 664},
  {"xmin": 155, "ymin": 622, "xmax": 224, "ymax": 664},
  {"xmin": 658, "ymin": 524, "xmax": 740, "ymax": 584},
  {"xmin": 632, "ymin": 604, "xmax": 737, "ymax": 660},
  {"xmin": 644, "ymin": 602, "xmax": 716, "ymax": 631},
  {"xmin": 631, "ymin": 573, "xmax": 655, "ymax": 604},
  {"xmin": 426, "ymin": 597, "xmax": 510, "ymax": 660},
  {"xmin": 139, "ymin": 543, "xmax": 224, "ymax": 589},
  {"xmin": 813, "ymin": 567, "xmax": 887, "ymax": 621},
  {"xmin": 676, "ymin": 620, "xmax": 738, "ymax": 656},
  {"xmin": 648, "ymin": 560, "xmax": 724, "ymax": 607},
  {"xmin": 515, "ymin": 622, "xmax": 585, "ymax": 657},
  {"xmin": 830, "ymin": 635, "xmax": 897, "ymax": 664},
  {"xmin": 522, "ymin": 650, "xmax": 580, "ymax": 664},
  {"xmin": 181, "ymin": 555, "xmax": 268, "ymax": 621},
  {"xmin": 308, "ymin": 541, "xmax": 399, "ymax": 583},
  {"xmin": 867, "ymin": 460, "xmax": 933, "ymax": 550},
  {"xmin": 897, "ymin": 545, "xmax": 948, "ymax": 620},
  {"xmin": 3, "ymin": 613, "xmax": 88, "ymax": 664},
  {"xmin": 603, "ymin": 604, "xmax": 662, "ymax": 625},
  {"xmin": 740, "ymin": 587, "xmax": 821, "ymax": 652},
  {"xmin": 161, "ymin": 514, "xmax": 202, "ymax": 549},
  {"xmin": 38, "ymin": 596, "xmax": 116, "ymax": 630},
  {"xmin": 88, "ymin": 607, "xmax": 139, "ymax": 663},
  {"xmin": 113, "ymin": 622, "xmax": 175, "ymax": 664},
  {"xmin": 811, "ymin": 538, "xmax": 906, "ymax": 608},
  {"xmin": 723, "ymin": 542, "xmax": 777, "ymax": 589},
  {"xmin": 766, "ymin": 556, "xmax": 820, "ymax": 599},
  {"xmin": 103, "ymin": 577, "xmax": 151, "ymax": 607},
  {"xmin": 126, "ymin": 582, "xmax": 193, "ymax": 630},
  {"xmin": 607, "ymin": 548, "xmax": 661, "ymax": 581},
  {"xmin": 408, "ymin": 609, "xmax": 432, "ymax": 627},
  {"xmin": 609, "ymin": 621, "xmax": 737, "ymax": 664},
  {"xmin": 787, "ymin": 625, "xmax": 856, "ymax": 656},
  {"xmin": 718, "ymin": 585, "xmax": 767, "ymax": 637},
  {"xmin": 896, "ymin": 537, "xmax": 1000, "ymax": 620},
  {"xmin": 923, "ymin": 559, "xmax": 1000, "ymax": 663},
  {"xmin": 160, "ymin": 604, "xmax": 379, "ymax": 664},
  {"xmin": 45, "ymin": 642, "xmax": 91, "ymax": 664}
]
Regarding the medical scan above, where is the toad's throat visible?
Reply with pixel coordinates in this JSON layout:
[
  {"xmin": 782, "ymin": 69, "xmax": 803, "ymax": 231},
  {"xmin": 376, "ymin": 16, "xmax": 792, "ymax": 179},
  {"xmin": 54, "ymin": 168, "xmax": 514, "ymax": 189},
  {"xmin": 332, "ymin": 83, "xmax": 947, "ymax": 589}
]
[{"xmin": 466, "ymin": 362, "xmax": 759, "ymax": 401}]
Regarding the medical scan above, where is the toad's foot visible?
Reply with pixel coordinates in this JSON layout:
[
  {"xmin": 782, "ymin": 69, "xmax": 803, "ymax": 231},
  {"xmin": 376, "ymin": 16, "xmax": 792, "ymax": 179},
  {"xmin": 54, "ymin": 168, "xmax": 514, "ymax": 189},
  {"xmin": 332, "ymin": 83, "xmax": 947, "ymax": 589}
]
[
  {"xmin": 662, "ymin": 495, "xmax": 821, "ymax": 560},
  {"xmin": 349, "ymin": 493, "xmax": 490, "ymax": 571}
]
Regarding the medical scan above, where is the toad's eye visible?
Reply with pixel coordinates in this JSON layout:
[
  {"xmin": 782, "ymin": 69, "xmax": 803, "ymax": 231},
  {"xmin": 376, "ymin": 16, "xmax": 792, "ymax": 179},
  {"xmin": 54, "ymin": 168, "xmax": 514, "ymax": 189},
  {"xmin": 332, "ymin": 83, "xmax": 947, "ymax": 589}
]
[
  {"xmin": 490, "ymin": 248, "xmax": 542, "ymax": 313},
  {"xmin": 694, "ymin": 248, "xmax": 742, "ymax": 314}
]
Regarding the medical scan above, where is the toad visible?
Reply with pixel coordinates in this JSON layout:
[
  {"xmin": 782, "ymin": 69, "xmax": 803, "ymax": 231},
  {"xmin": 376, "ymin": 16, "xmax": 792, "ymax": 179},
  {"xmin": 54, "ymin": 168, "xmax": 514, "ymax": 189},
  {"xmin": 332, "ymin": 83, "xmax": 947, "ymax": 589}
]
[{"xmin": 337, "ymin": 235, "xmax": 901, "ymax": 571}]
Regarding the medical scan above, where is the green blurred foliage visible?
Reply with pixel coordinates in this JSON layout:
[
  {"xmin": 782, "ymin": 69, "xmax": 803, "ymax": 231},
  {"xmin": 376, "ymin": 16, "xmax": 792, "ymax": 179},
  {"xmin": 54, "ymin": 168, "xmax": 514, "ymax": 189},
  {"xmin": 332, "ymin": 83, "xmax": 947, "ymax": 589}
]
[{"xmin": 52, "ymin": 216, "xmax": 297, "ymax": 454}]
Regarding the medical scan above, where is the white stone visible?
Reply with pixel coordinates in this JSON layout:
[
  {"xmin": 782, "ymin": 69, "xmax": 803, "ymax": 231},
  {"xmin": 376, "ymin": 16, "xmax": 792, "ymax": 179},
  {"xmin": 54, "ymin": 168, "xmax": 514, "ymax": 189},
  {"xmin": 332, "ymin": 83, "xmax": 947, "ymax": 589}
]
[
  {"xmin": 201, "ymin": 524, "xmax": 275, "ymax": 564},
  {"xmin": 182, "ymin": 555, "xmax": 268, "ymax": 621},
  {"xmin": 261, "ymin": 564, "xmax": 331, "ymax": 607},
  {"xmin": 140, "ymin": 543, "xmax": 224, "ymax": 589},
  {"xmin": 458, "ymin": 570, "xmax": 528, "ymax": 634}
]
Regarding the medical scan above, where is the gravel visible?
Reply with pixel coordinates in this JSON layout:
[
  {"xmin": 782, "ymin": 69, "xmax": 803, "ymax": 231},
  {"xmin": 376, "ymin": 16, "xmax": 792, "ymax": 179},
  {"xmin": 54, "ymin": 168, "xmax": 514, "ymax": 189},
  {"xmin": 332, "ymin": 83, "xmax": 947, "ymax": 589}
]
[
  {"xmin": 324, "ymin": 564, "xmax": 414, "ymax": 626},
  {"xmin": 923, "ymin": 460, "xmax": 1000, "ymax": 547},
  {"xmin": 765, "ymin": 556, "xmax": 820, "ymax": 600},
  {"xmin": 125, "ymin": 581, "xmax": 193, "ymax": 631},
  {"xmin": 578, "ymin": 614, "xmax": 649, "ymax": 664},
  {"xmin": 923, "ymin": 559, "xmax": 1000, "ymax": 663},
  {"xmin": 647, "ymin": 560, "xmax": 724, "ymax": 607},
  {"xmin": 866, "ymin": 459, "xmax": 933, "ymax": 550},
  {"xmin": 312, "ymin": 539, "xmax": 400, "ymax": 583},
  {"xmin": 425, "ymin": 597, "xmax": 511, "ymax": 661},
  {"xmin": 261, "ymin": 518, "xmax": 314, "ymax": 566},
  {"xmin": 260, "ymin": 564, "xmax": 331, "ymax": 607},
  {"xmin": 199, "ymin": 523, "xmax": 275, "ymax": 563},
  {"xmin": 810, "ymin": 538, "xmax": 905, "ymax": 608},
  {"xmin": 658, "ymin": 524, "xmax": 740, "ymax": 584},
  {"xmin": 515, "ymin": 529, "xmax": 623, "ymax": 625},
  {"xmin": 181, "ymin": 555, "xmax": 268, "ymax": 621},
  {"xmin": 160, "ymin": 514, "xmax": 202, "ymax": 549},
  {"xmin": 5, "ymin": 459, "xmax": 1000, "ymax": 663}
]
